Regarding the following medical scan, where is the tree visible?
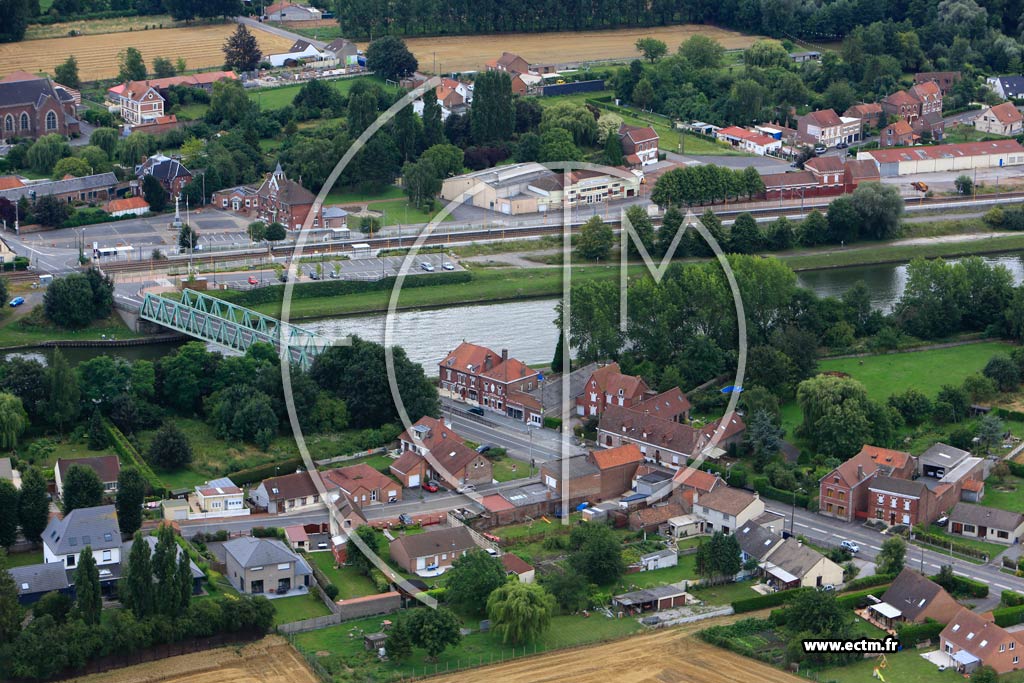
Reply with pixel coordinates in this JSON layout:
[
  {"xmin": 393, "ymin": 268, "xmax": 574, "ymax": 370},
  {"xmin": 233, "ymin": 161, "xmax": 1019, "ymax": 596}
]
[
  {"xmin": 420, "ymin": 144, "xmax": 464, "ymax": 178},
  {"xmin": 568, "ymin": 523, "xmax": 625, "ymax": 585},
  {"xmin": 152, "ymin": 524, "xmax": 182, "ymax": 615},
  {"xmin": 178, "ymin": 223, "xmax": 199, "ymax": 250},
  {"xmin": 624, "ymin": 205, "xmax": 655, "ymax": 259},
  {"xmin": 876, "ymin": 537, "xmax": 906, "ymax": 575},
  {"xmin": 18, "ymin": 467, "xmax": 49, "ymax": 545},
  {"xmin": 147, "ymin": 421, "xmax": 193, "ymax": 470},
  {"xmin": 539, "ymin": 568, "xmax": 591, "ymax": 613},
  {"xmin": 786, "ymin": 589, "xmax": 850, "ymax": 635},
  {"xmin": 33, "ymin": 590, "xmax": 72, "ymax": 624},
  {"xmin": 385, "ymin": 615, "xmax": 413, "ymax": 661},
  {"xmin": 695, "ymin": 532, "xmax": 741, "ymax": 582},
  {"xmin": 955, "ymin": 174, "xmax": 974, "ymax": 195},
  {"xmin": 631, "ymin": 77, "xmax": 655, "ymax": 109},
  {"xmin": 142, "ymin": 173, "xmax": 168, "ymax": 212},
  {"xmin": 47, "ymin": 349, "xmax": 79, "ymax": 432},
  {"xmin": 402, "ymin": 159, "xmax": 442, "ymax": 209},
  {"xmin": 471, "ymin": 71, "xmax": 515, "ymax": 144},
  {"xmin": 822, "ymin": 81, "xmax": 857, "ymax": 114},
  {"xmin": 54, "ymin": 55, "xmax": 80, "ymax": 89},
  {"xmin": 264, "ymin": 222, "xmax": 287, "ymax": 242},
  {"xmin": 207, "ymin": 79, "xmax": 256, "ymax": 127},
  {"xmin": 745, "ymin": 409, "xmax": 783, "ymax": 466},
  {"xmin": 0, "ymin": 551, "xmax": 22, "ymax": 644},
  {"xmin": 576, "ymin": 216, "xmax": 613, "ymax": 261},
  {"xmin": 678, "ymin": 34, "xmax": 725, "ymax": 69},
  {"xmin": 222, "ymin": 24, "xmax": 261, "ymax": 72},
  {"xmin": 603, "ymin": 132, "xmax": 624, "ymax": 166},
  {"xmin": 852, "ymin": 183, "xmax": 904, "ymax": 241},
  {"xmin": 487, "ymin": 582, "xmax": 555, "ymax": 644},
  {"xmin": 87, "ymin": 407, "xmax": 108, "ymax": 450},
  {"xmin": 50, "ymin": 156, "xmax": 89, "ymax": 180},
  {"xmin": 971, "ymin": 666, "xmax": 999, "ymax": 683},
  {"xmin": 887, "ymin": 389, "xmax": 932, "ymax": 425},
  {"xmin": 977, "ymin": 413, "xmax": 1006, "ymax": 454},
  {"xmin": 538, "ymin": 128, "xmax": 580, "ymax": 162},
  {"xmin": 175, "ymin": 549, "xmax": 193, "ymax": 612},
  {"xmin": 118, "ymin": 47, "xmax": 147, "ymax": 82},
  {"xmin": 32, "ymin": 194, "xmax": 69, "ymax": 227},
  {"xmin": 444, "ymin": 550, "xmax": 506, "ymax": 615},
  {"xmin": 62, "ymin": 466, "xmax": 103, "ymax": 515},
  {"xmin": 796, "ymin": 375, "xmax": 875, "ymax": 459},
  {"xmin": 90, "ymin": 128, "xmax": 119, "ymax": 158},
  {"xmin": 74, "ymin": 547, "xmax": 102, "ymax": 625},
  {"xmin": 116, "ymin": 468, "xmax": 146, "ymax": 536},
  {"xmin": 152, "ymin": 56, "xmax": 176, "ymax": 78},
  {"xmin": 120, "ymin": 531, "xmax": 153, "ymax": 619},
  {"xmin": 247, "ymin": 220, "xmax": 267, "ymax": 242},
  {"xmin": 346, "ymin": 525, "xmax": 383, "ymax": 577},
  {"xmin": 0, "ymin": 393, "xmax": 27, "ymax": 451},
  {"xmin": 728, "ymin": 213, "xmax": 762, "ymax": 254},
  {"xmin": 407, "ymin": 607, "xmax": 461, "ymax": 661},
  {"xmin": 984, "ymin": 355, "xmax": 1021, "ymax": 392},
  {"xmin": 0, "ymin": 481, "xmax": 17, "ymax": 548},
  {"xmin": 421, "ymin": 89, "xmax": 445, "ymax": 147},
  {"xmin": 799, "ymin": 210, "xmax": 828, "ymax": 246},
  {"xmin": 635, "ymin": 37, "xmax": 668, "ymax": 62},
  {"xmin": 365, "ymin": 36, "xmax": 417, "ymax": 81}
]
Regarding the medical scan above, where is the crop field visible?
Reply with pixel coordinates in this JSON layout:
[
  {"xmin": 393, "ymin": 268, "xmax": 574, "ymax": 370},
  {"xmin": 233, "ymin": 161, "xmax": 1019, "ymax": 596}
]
[
  {"xmin": 65, "ymin": 635, "xmax": 317, "ymax": 683},
  {"xmin": 0, "ymin": 25, "xmax": 293, "ymax": 81},
  {"xmin": 389, "ymin": 25, "xmax": 759, "ymax": 74}
]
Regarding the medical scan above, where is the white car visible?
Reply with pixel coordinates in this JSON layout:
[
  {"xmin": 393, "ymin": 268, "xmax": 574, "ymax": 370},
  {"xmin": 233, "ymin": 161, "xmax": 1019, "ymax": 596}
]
[
  {"xmin": 420, "ymin": 262, "xmax": 435, "ymax": 272},
  {"xmin": 840, "ymin": 540, "xmax": 860, "ymax": 554},
  {"xmin": 442, "ymin": 262, "xmax": 455, "ymax": 271}
]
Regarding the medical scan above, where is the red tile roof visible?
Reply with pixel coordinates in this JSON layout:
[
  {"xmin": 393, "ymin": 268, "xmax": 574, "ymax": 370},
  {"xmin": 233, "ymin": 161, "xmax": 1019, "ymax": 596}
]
[
  {"xmin": 885, "ymin": 119, "xmax": 914, "ymax": 136},
  {"xmin": 322, "ymin": 463, "xmax": 396, "ymax": 495},
  {"xmin": 56, "ymin": 456, "xmax": 120, "ymax": 484},
  {"xmin": 259, "ymin": 471, "xmax": 321, "ymax": 500},
  {"xmin": 845, "ymin": 159, "xmax": 880, "ymax": 180},
  {"xmin": 619, "ymin": 122, "xmax": 658, "ymax": 144},
  {"xmin": 587, "ymin": 362, "xmax": 649, "ymax": 401},
  {"xmin": 746, "ymin": 133, "xmax": 779, "ymax": 146},
  {"xmin": 804, "ymin": 156, "xmax": 846, "ymax": 174},
  {"xmin": 105, "ymin": 196, "xmax": 149, "ymax": 213},
  {"xmin": 986, "ymin": 102, "xmax": 1023, "ymax": 125},
  {"xmin": 0, "ymin": 176, "xmax": 25, "ymax": 191},
  {"xmin": 884, "ymin": 90, "xmax": 920, "ymax": 107},
  {"xmin": 441, "ymin": 341, "xmax": 495, "ymax": 374},
  {"xmin": 672, "ymin": 467, "xmax": 720, "ymax": 492},
  {"xmin": 482, "ymin": 494, "xmax": 515, "ymax": 512},
  {"xmin": 859, "ymin": 445, "xmax": 913, "ymax": 471},
  {"xmin": 961, "ymin": 479, "xmax": 984, "ymax": 492},
  {"xmin": 845, "ymin": 103, "xmax": 883, "ymax": 117},
  {"xmin": 864, "ymin": 139, "xmax": 1024, "ymax": 163},
  {"xmin": 761, "ymin": 171, "xmax": 817, "ymax": 189},
  {"xmin": 285, "ymin": 525, "xmax": 308, "ymax": 542},
  {"xmin": 590, "ymin": 443, "xmax": 643, "ymax": 470},
  {"xmin": 480, "ymin": 356, "xmax": 538, "ymax": 384},
  {"xmin": 909, "ymin": 81, "xmax": 941, "ymax": 100},
  {"xmin": 636, "ymin": 387, "xmax": 691, "ymax": 421},
  {"xmin": 390, "ymin": 449, "xmax": 423, "ymax": 475},
  {"xmin": 718, "ymin": 126, "xmax": 757, "ymax": 139},
  {"xmin": 630, "ymin": 502, "xmax": 686, "ymax": 527},
  {"xmin": 122, "ymin": 80, "xmax": 162, "ymax": 103},
  {"xmin": 802, "ymin": 109, "xmax": 842, "ymax": 127},
  {"xmin": 501, "ymin": 553, "xmax": 534, "ymax": 575}
]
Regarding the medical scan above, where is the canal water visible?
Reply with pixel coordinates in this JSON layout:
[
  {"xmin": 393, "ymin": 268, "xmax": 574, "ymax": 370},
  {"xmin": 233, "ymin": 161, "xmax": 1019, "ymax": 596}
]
[{"xmin": 9, "ymin": 253, "xmax": 1024, "ymax": 370}]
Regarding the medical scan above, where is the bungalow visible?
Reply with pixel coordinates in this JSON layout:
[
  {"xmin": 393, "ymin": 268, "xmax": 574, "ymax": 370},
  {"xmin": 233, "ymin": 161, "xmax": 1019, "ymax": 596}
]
[
  {"xmin": 974, "ymin": 102, "xmax": 1024, "ymax": 136},
  {"xmin": 388, "ymin": 525, "xmax": 479, "ymax": 576},
  {"xmin": 191, "ymin": 476, "xmax": 248, "ymax": 518},
  {"xmin": 844, "ymin": 159, "xmax": 881, "ymax": 190},
  {"xmin": 55, "ymin": 456, "xmax": 120, "ymax": 499},
  {"xmin": 693, "ymin": 487, "xmax": 764, "ymax": 535},
  {"xmin": 501, "ymin": 553, "xmax": 535, "ymax": 583},
  {"xmin": 485, "ymin": 52, "xmax": 531, "ymax": 76},
  {"xmin": 0, "ymin": 172, "xmax": 118, "ymax": 205},
  {"xmin": 269, "ymin": 43, "xmax": 330, "ymax": 68},
  {"xmin": 249, "ymin": 471, "xmax": 324, "ymax": 514},
  {"xmin": 948, "ymin": 502, "xmax": 1024, "ymax": 545},
  {"xmin": 743, "ymin": 133, "xmax": 783, "ymax": 156},
  {"xmin": 940, "ymin": 606, "xmax": 1024, "ymax": 674},
  {"xmin": 867, "ymin": 568, "xmax": 961, "ymax": 630},
  {"xmin": 759, "ymin": 537, "xmax": 843, "ymax": 590},
  {"xmin": 323, "ymin": 463, "xmax": 402, "ymax": 506}
]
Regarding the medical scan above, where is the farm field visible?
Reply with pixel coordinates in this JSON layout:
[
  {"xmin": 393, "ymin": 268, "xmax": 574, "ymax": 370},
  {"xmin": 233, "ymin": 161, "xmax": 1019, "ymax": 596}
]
[
  {"xmin": 430, "ymin": 615, "xmax": 800, "ymax": 683},
  {"xmin": 384, "ymin": 25, "xmax": 760, "ymax": 74},
  {"xmin": 25, "ymin": 14, "xmax": 184, "ymax": 40},
  {"xmin": 63, "ymin": 635, "xmax": 317, "ymax": 683},
  {"xmin": 0, "ymin": 25, "xmax": 293, "ymax": 81}
]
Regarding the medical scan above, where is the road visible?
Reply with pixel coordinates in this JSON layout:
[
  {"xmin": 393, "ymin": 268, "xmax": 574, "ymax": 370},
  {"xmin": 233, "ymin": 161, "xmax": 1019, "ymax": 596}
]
[
  {"xmin": 442, "ymin": 398, "xmax": 585, "ymax": 464},
  {"xmin": 235, "ymin": 15, "xmax": 327, "ymax": 48},
  {"xmin": 768, "ymin": 504, "xmax": 1024, "ymax": 595}
]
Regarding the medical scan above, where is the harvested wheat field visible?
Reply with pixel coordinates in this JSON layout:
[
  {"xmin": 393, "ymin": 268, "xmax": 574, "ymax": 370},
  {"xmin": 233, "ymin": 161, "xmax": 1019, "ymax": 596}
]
[
  {"xmin": 0, "ymin": 25, "xmax": 293, "ymax": 82},
  {"xmin": 62, "ymin": 636, "xmax": 318, "ymax": 683},
  {"xmin": 432, "ymin": 615, "xmax": 800, "ymax": 683},
  {"xmin": 379, "ymin": 25, "xmax": 759, "ymax": 74}
]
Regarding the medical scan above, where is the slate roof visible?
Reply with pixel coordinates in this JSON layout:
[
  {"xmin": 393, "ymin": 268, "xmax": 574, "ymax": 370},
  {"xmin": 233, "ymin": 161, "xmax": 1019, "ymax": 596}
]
[
  {"xmin": 0, "ymin": 74, "xmax": 65, "ymax": 107},
  {"xmin": 995, "ymin": 75, "xmax": 1024, "ymax": 99},
  {"xmin": 763, "ymin": 537, "xmax": 831, "ymax": 578},
  {"xmin": 224, "ymin": 536, "xmax": 310, "ymax": 573},
  {"xmin": 950, "ymin": 502, "xmax": 1024, "ymax": 531},
  {"xmin": 0, "ymin": 172, "xmax": 118, "ymax": 202},
  {"xmin": 919, "ymin": 442, "xmax": 972, "ymax": 470},
  {"xmin": 44, "ymin": 505, "xmax": 120, "ymax": 556},
  {"xmin": 544, "ymin": 454, "xmax": 599, "ymax": 479},
  {"xmin": 881, "ymin": 568, "xmax": 951, "ymax": 622},
  {"xmin": 868, "ymin": 475, "xmax": 927, "ymax": 498},
  {"xmin": 389, "ymin": 526, "xmax": 476, "ymax": 559},
  {"xmin": 56, "ymin": 455, "xmax": 121, "ymax": 484},
  {"xmin": 736, "ymin": 521, "xmax": 782, "ymax": 561},
  {"xmin": 10, "ymin": 562, "xmax": 70, "ymax": 597}
]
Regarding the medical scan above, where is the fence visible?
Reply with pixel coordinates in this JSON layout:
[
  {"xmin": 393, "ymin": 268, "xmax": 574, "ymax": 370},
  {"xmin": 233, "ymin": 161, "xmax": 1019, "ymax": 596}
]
[{"xmin": 278, "ymin": 613, "xmax": 343, "ymax": 634}]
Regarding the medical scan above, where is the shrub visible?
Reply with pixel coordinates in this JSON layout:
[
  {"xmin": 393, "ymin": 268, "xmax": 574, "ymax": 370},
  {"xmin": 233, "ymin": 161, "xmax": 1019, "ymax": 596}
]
[
  {"xmin": 732, "ymin": 587, "xmax": 809, "ymax": 613},
  {"xmin": 836, "ymin": 586, "xmax": 892, "ymax": 610},
  {"xmin": 994, "ymin": 604, "xmax": 1024, "ymax": 627},
  {"xmin": 543, "ymin": 416, "xmax": 562, "ymax": 430},
  {"xmin": 226, "ymin": 457, "xmax": 302, "ymax": 486},
  {"xmin": 930, "ymin": 573, "xmax": 988, "ymax": 598},
  {"xmin": 896, "ymin": 618, "xmax": 944, "ymax": 646},
  {"xmin": 842, "ymin": 573, "xmax": 895, "ymax": 592},
  {"xmin": 1003, "ymin": 589, "xmax": 1024, "ymax": 607},
  {"xmin": 323, "ymin": 583, "xmax": 339, "ymax": 600}
]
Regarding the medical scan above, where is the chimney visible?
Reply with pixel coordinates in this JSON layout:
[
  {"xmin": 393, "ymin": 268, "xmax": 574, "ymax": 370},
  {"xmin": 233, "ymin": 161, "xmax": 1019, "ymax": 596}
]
[
  {"xmin": 501, "ymin": 349, "xmax": 508, "ymax": 363},
  {"xmin": 484, "ymin": 353, "xmax": 492, "ymax": 371},
  {"xmin": 857, "ymin": 465, "xmax": 865, "ymax": 481}
]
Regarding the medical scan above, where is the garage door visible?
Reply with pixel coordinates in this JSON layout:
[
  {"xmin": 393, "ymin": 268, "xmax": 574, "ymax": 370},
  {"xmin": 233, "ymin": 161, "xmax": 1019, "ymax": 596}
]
[{"xmin": 408, "ymin": 474, "xmax": 421, "ymax": 487}]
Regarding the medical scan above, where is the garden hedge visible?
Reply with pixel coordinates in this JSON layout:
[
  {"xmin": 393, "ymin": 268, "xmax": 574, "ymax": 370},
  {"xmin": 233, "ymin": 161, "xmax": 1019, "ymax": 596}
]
[
  {"xmin": 750, "ymin": 476, "xmax": 811, "ymax": 507},
  {"xmin": 930, "ymin": 573, "xmax": 988, "ymax": 598},
  {"xmin": 104, "ymin": 420, "xmax": 166, "ymax": 496},
  {"xmin": 842, "ymin": 574, "xmax": 896, "ymax": 592},
  {"xmin": 226, "ymin": 457, "xmax": 302, "ymax": 487},
  {"xmin": 994, "ymin": 605, "xmax": 1024, "ymax": 627},
  {"xmin": 732, "ymin": 587, "xmax": 809, "ymax": 613},
  {"xmin": 896, "ymin": 619, "xmax": 945, "ymax": 646},
  {"xmin": 1003, "ymin": 589, "xmax": 1024, "ymax": 607},
  {"xmin": 836, "ymin": 586, "xmax": 892, "ymax": 610}
]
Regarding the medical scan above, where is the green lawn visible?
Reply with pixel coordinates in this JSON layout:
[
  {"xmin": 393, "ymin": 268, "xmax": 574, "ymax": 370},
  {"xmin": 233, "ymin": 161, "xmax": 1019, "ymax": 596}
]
[
  {"xmin": 914, "ymin": 522, "xmax": 1008, "ymax": 559},
  {"xmin": 276, "ymin": 24, "xmax": 343, "ymax": 41},
  {"xmin": 491, "ymin": 457, "xmax": 533, "ymax": 482},
  {"xmin": 6, "ymin": 550, "xmax": 43, "ymax": 568},
  {"xmin": 982, "ymin": 474, "xmax": 1024, "ymax": 513},
  {"xmin": 0, "ymin": 310, "xmax": 141, "ymax": 350},
  {"xmin": 848, "ymin": 617, "xmax": 888, "ymax": 639},
  {"xmin": 19, "ymin": 434, "xmax": 118, "ymax": 473},
  {"xmin": 324, "ymin": 185, "xmax": 406, "ymax": 205},
  {"xmin": 689, "ymin": 579, "xmax": 759, "ymax": 605},
  {"xmin": 939, "ymin": 125, "xmax": 1009, "ymax": 144},
  {"xmin": 779, "ymin": 233, "xmax": 1024, "ymax": 271},
  {"xmin": 614, "ymin": 554, "xmax": 697, "ymax": 592},
  {"xmin": 271, "ymin": 592, "xmax": 333, "ymax": 626},
  {"xmin": 174, "ymin": 103, "xmax": 209, "ymax": 120},
  {"xmin": 364, "ymin": 198, "xmax": 452, "ymax": 227},
  {"xmin": 816, "ymin": 341, "xmax": 1013, "ymax": 403},
  {"xmin": 293, "ymin": 612, "xmax": 645, "ymax": 681},
  {"xmin": 251, "ymin": 76, "xmax": 393, "ymax": 111},
  {"xmin": 813, "ymin": 647, "xmax": 959, "ymax": 683},
  {"xmin": 309, "ymin": 552, "xmax": 379, "ymax": 599}
]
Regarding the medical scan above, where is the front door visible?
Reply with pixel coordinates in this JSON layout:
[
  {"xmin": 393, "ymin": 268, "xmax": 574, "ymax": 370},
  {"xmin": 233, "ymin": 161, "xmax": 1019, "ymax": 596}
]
[{"xmin": 277, "ymin": 578, "xmax": 291, "ymax": 593}]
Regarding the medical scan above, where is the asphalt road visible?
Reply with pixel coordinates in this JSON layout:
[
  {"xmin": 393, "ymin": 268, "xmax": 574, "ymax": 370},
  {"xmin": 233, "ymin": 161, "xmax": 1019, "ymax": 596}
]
[{"xmin": 442, "ymin": 398, "xmax": 585, "ymax": 464}]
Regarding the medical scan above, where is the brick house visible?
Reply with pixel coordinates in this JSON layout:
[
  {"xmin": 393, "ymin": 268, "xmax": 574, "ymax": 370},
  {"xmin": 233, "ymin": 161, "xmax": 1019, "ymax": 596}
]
[
  {"xmin": 940, "ymin": 607, "xmax": 1024, "ymax": 674},
  {"xmin": 575, "ymin": 362, "xmax": 650, "ymax": 418},
  {"xmin": 223, "ymin": 537, "xmax": 312, "ymax": 595},
  {"xmin": 804, "ymin": 156, "xmax": 846, "ymax": 191},
  {"xmin": 974, "ymin": 102, "xmax": 1024, "ymax": 136},
  {"xmin": 390, "ymin": 416, "xmax": 492, "ymax": 488},
  {"xmin": 388, "ymin": 526, "xmax": 479, "ymax": 575},
  {"xmin": 618, "ymin": 123, "xmax": 659, "ymax": 166},
  {"xmin": 880, "ymin": 119, "xmax": 916, "ymax": 148},
  {"xmin": 0, "ymin": 172, "xmax": 118, "ymax": 206},
  {"xmin": 844, "ymin": 159, "xmax": 881, "ymax": 190},
  {"xmin": 798, "ymin": 109, "xmax": 859, "ymax": 147},
  {"xmin": 212, "ymin": 162, "xmax": 320, "ymax": 231},
  {"xmin": 818, "ymin": 445, "xmax": 915, "ymax": 522},
  {"xmin": 0, "ymin": 71, "xmax": 79, "ymax": 141},
  {"xmin": 118, "ymin": 81, "xmax": 165, "ymax": 126},
  {"xmin": 590, "ymin": 443, "xmax": 644, "ymax": 500},
  {"xmin": 598, "ymin": 405, "xmax": 744, "ymax": 469},
  {"xmin": 136, "ymin": 154, "xmax": 192, "ymax": 196},
  {"xmin": 844, "ymin": 103, "xmax": 883, "ymax": 130},
  {"xmin": 913, "ymin": 111, "xmax": 946, "ymax": 141},
  {"xmin": 910, "ymin": 81, "xmax": 943, "ymax": 117},
  {"xmin": 881, "ymin": 89, "xmax": 922, "ymax": 122},
  {"xmin": 485, "ymin": 52, "xmax": 531, "ymax": 75},
  {"xmin": 540, "ymin": 454, "xmax": 602, "ymax": 501},
  {"xmin": 438, "ymin": 342, "xmax": 539, "ymax": 414},
  {"xmin": 868, "ymin": 476, "xmax": 933, "ymax": 526},
  {"xmin": 915, "ymin": 71, "xmax": 961, "ymax": 94},
  {"xmin": 322, "ymin": 463, "xmax": 402, "ymax": 506}
]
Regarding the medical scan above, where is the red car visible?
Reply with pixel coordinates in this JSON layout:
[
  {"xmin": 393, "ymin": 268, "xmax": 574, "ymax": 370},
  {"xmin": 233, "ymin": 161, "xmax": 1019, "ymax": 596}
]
[
  {"xmin": 422, "ymin": 480, "xmax": 440, "ymax": 492},
  {"xmin": 247, "ymin": 276, "xmax": 258, "ymax": 285}
]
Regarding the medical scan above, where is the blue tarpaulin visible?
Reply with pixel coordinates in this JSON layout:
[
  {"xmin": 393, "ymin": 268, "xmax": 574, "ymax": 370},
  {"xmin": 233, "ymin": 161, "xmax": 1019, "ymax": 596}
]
[{"xmin": 721, "ymin": 385, "xmax": 744, "ymax": 394}]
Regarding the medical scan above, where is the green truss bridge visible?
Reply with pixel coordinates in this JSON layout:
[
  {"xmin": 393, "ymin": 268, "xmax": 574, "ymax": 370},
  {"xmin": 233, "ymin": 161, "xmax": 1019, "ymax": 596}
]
[{"xmin": 139, "ymin": 289, "xmax": 333, "ymax": 368}]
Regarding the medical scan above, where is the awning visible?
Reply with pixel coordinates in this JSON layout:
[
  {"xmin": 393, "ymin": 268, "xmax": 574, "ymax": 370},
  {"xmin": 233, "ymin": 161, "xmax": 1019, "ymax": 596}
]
[
  {"xmin": 869, "ymin": 602, "xmax": 902, "ymax": 619},
  {"xmin": 953, "ymin": 650, "xmax": 980, "ymax": 666},
  {"xmin": 762, "ymin": 562, "xmax": 799, "ymax": 584}
]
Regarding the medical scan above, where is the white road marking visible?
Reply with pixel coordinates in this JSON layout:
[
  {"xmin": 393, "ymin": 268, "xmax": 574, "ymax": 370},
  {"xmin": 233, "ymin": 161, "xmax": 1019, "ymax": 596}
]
[{"xmin": 810, "ymin": 527, "xmax": 828, "ymax": 534}]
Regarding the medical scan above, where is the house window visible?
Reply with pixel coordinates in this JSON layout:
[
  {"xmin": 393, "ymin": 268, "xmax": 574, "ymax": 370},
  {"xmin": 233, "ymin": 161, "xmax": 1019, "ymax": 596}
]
[
  {"xmin": 371, "ymin": 490, "xmax": 378, "ymax": 501},
  {"xmin": 826, "ymin": 488, "xmax": 834, "ymax": 498},
  {"xmin": 877, "ymin": 494, "xmax": 884, "ymax": 504},
  {"xmin": 20, "ymin": 113, "xmax": 28, "ymax": 130},
  {"xmin": 3, "ymin": 114, "xmax": 11, "ymax": 132},
  {"xmin": 837, "ymin": 491, "xmax": 846, "ymax": 501},
  {"xmin": 222, "ymin": 199, "xmax": 228, "ymax": 207},
  {"xmin": 45, "ymin": 111, "xmax": 57, "ymax": 130},
  {"xmin": 890, "ymin": 498, "xmax": 897, "ymax": 508},
  {"xmin": 102, "ymin": 550, "xmax": 112, "ymax": 562},
  {"xmin": 903, "ymin": 500, "xmax": 911, "ymax": 511},
  {"xmin": 66, "ymin": 555, "xmax": 76, "ymax": 567},
  {"xmin": 1002, "ymin": 644, "xmax": 1006, "ymax": 652},
  {"xmin": 1015, "ymin": 656, "xmax": 1020, "ymax": 665},
  {"xmin": 1012, "ymin": 641, "xmax": 1016, "ymax": 650}
]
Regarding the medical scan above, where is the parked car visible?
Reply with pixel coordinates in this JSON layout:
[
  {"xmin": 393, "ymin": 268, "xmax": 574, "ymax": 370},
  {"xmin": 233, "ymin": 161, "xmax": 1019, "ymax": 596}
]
[
  {"xmin": 420, "ymin": 262, "xmax": 435, "ymax": 272},
  {"xmin": 840, "ymin": 540, "xmax": 860, "ymax": 554},
  {"xmin": 814, "ymin": 145, "xmax": 827, "ymax": 155},
  {"xmin": 475, "ymin": 444, "xmax": 493, "ymax": 454},
  {"xmin": 934, "ymin": 516, "xmax": 949, "ymax": 527},
  {"xmin": 247, "ymin": 276, "xmax": 258, "ymax": 285},
  {"xmin": 819, "ymin": 584, "xmax": 836, "ymax": 591},
  {"xmin": 422, "ymin": 480, "xmax": 440, "ymax": 492},
  {"xmin": 442, "ymin": 262, "xmax": 455, "ymax": 271},
  {"xmin": 316, "ymin": 541, "xmax": 329, "ymax": 550},
  {"xmin": 468, "ymin": 406, "xmax": 485, "ymax": 416},
  {"xmin": 456, "ymin": 484, "xmax": 475, "ymax": 494},
  {"xmin": 398, "ymin": 513, "xmax": 413, "ymax": 525},
  {"xmin": 836, "ymin": 142, "xmax": 848, "ymax": 149},
  {"xmin": 8, "ymin": 297, "xmax": 24, "ymax": 307}
]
